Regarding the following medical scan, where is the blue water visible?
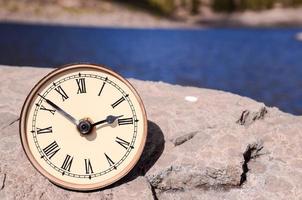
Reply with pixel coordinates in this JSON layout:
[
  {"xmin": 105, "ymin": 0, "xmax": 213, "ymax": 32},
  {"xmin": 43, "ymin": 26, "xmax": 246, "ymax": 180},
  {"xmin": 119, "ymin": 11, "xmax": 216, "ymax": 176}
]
[{"xmin": 0, "ymin": 23, "xmax": 301, "ymax": 115}]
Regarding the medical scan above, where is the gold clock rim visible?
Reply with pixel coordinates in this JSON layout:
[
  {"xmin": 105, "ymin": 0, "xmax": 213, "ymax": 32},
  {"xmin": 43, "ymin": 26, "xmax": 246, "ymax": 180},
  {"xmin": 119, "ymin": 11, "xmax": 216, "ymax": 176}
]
[{"xmin": 19, "ymin": 63, "xmax": 148, "ymax": 191}]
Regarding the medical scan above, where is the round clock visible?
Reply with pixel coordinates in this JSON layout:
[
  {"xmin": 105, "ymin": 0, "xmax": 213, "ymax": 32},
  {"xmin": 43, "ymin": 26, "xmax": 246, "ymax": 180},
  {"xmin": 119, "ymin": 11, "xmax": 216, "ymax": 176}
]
[{"xmin": 19, "ymin": 63, "xmax": 147, "ymax": 191}]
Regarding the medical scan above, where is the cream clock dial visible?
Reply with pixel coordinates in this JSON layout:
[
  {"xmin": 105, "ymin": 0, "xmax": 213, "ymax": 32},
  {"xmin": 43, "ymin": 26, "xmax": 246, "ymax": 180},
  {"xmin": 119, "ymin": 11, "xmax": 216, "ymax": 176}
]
[{"xmin": 20, "ymin": 64, "xmax": 147, "ymax": 191}]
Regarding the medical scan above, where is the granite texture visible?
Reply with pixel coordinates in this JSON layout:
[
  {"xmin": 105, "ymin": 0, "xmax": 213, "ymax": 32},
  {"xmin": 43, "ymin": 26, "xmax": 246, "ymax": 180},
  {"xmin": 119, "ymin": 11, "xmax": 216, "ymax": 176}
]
[{"xmin": 0, "ymin": 65, "xmax": 301, "ymax": 200}]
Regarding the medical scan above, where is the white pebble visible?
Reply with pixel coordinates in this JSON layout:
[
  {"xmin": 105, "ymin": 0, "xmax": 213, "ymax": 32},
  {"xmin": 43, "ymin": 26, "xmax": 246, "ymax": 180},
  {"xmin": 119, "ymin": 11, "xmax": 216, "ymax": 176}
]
[
  {"xmin": 295, "ymin": 32, "xmax": 302, "ymax": 41},
  {"xmin": 185, "ymin": 96, "xmax": 198, "ymax": 102}
]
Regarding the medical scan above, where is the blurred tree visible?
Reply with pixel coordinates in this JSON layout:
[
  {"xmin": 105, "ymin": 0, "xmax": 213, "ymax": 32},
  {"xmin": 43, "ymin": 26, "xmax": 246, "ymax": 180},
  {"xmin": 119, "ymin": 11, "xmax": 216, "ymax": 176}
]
[
  {"xmin": 148, "ymin": 0, "xmax": 175, "ymax": 15},
  {"xmin": 212, "ymin": 0, "xmax": 236, "ymax": 12},
  {"xmin": 284, "ymin": 0, "xmax": 302, "ymax": 7},
  {"xmin": 3, "ymin": 0, "xmax": 302, "ymax": 15},
  {"xmin": 211, "ymin": 0, "xmax": 302, "ymax": 12},
  {"xmin": 191, "ymin": 0, "xmax": 200, "ymax": 14},
  {"xmin": 119, "ymin": 0, "xmax": 175, "ymax": 15},
  {"xmin": 118, "ymin": 0, "xmax": 202, "ymax": 16},
  {"xmin": 239, "ymin": 0, "xmax": 275, "ymax": 10}
]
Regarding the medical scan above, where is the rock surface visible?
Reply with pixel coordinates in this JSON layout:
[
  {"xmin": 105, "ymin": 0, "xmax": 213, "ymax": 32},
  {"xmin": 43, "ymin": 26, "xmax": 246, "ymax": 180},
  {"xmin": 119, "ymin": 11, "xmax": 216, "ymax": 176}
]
[{"xmin": 0, "ymin": 65, "xmax": 302, "ymax": 199}]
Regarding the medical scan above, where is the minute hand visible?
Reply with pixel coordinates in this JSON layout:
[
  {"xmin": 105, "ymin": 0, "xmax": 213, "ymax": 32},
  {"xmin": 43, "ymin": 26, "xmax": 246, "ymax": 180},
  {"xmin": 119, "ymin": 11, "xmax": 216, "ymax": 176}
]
[{"xmin": 38, "ymin": 94, "xmax": 79, "ymax": 125}]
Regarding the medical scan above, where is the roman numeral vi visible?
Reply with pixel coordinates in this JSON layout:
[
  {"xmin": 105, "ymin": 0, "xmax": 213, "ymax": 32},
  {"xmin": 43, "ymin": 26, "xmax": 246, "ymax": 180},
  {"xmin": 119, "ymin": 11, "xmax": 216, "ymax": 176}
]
[{"xmin": 85, "ymin": 159, "xmax": 94, "ymax": 174}]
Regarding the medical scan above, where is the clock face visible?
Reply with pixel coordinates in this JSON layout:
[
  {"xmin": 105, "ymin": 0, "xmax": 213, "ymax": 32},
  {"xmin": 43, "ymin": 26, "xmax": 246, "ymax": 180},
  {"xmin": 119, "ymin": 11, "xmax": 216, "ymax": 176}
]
[{"xmin": 19, "ymin": 64, "xmax": 147, "ymax": 190}]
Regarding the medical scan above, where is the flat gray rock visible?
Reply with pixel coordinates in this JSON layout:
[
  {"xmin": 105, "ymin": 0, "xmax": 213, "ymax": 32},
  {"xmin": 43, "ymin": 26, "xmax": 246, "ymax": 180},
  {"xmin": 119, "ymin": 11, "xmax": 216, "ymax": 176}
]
[{"xmin": 0, "ymin": 65, "xmax": 301, "ymax": 199}]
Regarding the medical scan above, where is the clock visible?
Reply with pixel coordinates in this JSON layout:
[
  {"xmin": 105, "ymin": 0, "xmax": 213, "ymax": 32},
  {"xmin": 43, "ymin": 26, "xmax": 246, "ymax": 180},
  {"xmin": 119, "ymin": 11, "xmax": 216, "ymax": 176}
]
[{"xmin": 19, "ymin": 63, "xmax": 147, "ymax": 191}]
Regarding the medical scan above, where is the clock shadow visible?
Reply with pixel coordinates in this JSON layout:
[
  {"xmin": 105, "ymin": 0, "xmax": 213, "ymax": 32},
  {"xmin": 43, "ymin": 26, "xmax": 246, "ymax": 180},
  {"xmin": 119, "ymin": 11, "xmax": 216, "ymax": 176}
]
[
  {"xmin": 51, "ymin": 120, "xmax": 165, "ymax": 193},
  {"xmin": 105, "ymin": 120, "xmax": 165, "ymax": 189}
]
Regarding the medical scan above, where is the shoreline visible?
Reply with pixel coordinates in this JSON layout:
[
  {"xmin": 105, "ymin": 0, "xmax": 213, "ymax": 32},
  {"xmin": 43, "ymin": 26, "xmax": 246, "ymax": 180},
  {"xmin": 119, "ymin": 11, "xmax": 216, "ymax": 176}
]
[{"xmin": 0, "ymin": 2, "xmax": 302, "ymax": 29}]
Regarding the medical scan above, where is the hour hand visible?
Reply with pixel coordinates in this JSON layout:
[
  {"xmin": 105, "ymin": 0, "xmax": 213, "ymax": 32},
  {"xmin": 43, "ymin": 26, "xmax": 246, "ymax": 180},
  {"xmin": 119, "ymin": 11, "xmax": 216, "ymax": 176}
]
[
  {"xmin": 38, "ymin": 94, "xmax": 79, "ymax": 125},
  {"xmin": 91, "ymin": 115, "xmax": 123, "ymax": 127}
]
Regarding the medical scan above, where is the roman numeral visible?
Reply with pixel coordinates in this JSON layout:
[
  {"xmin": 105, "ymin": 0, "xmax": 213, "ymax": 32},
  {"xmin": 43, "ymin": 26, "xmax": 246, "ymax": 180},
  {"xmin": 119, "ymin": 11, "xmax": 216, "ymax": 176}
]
[
  {"xmin": 76, "ymin": 78, "xmax": 86, "ymax": 94},
  {"xmin": 85, "ymin": 159, "xmax": 94, "ymax": 174},
  {"xmin": 61, "ymin": 154, "xmax": 73, "ymax": 172},
  {"xmin": 111, "ymin": 97, "xmax": 125, "ymax": 108},
  {"xmin": 105, "ymin": 153, "xmax": 116, "ymax": 169},
  {"xmin": 37, "ymin": 126, "xmax": 52, "ymax": 134},
  {"xmin": 115, "ymin": 137, "xmax": 130, "ymax": 150},
  {"xmin": 43, "ymin": 141, "xmax": 60, "ymax": 159},
  {"xmin": 55, "ymin": 86, "xmax": 69, "ymax": 101},
  {"xmin": 98, "ymin": 82, "xmax": 106, "ymax": 96},
  {"xmin": 40, "ymin": 105, "xmax": 56, "ymax": 115},
  {"xmin": 118, "ymin": 118, "xmax": 133, "ymax": 125}
]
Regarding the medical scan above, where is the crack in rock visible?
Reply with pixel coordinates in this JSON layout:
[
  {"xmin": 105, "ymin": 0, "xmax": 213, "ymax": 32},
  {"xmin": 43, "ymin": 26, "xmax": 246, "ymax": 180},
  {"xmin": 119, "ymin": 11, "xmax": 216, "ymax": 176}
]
[
  {"xmin": 171, "ymin": 131, "xmax": 198, "ymax": 146},
  {"xmin": 1, "ymin": 173, "xmax": 6, "ymax": 190},
  {"xmin": 237, "ymin": 107, "xmax": 268, "ymax": 126},
  {"xmin": 3, "ymin": 117, "xmax": 19, "ymax": 129},
  {"xmin": 240, "ymin": 141, "xmax": 264, "ymax": 186},
  {"xmin": 149, "ymin": 181, "xmax": 159, "ymax": 200},
  {"xmin": 237, "ymin": 110, "xmax": 250, "ymax": 125},
  {"xmin": 9, "ymin": 117, "xmax": 20, "ymax": 125},
  {"xmin": 147, "ymin": 165, "xmax": 241, "ymax": 193},
  {"xmin": 39, "ymin": 192, "xmax": 45, "ymax": 200}
]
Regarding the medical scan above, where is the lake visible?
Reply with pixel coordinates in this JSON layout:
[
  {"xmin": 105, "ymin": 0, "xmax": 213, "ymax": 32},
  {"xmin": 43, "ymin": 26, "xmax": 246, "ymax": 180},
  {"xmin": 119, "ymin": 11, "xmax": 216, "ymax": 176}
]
[{"xmin": 0, "ymin": 23, "xmax": 301, "ymax": 115}]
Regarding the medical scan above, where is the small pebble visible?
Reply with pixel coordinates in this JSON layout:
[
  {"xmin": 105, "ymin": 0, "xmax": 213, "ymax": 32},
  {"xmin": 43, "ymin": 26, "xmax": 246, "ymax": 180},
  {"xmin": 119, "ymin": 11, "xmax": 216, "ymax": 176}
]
[
  {"xmin": 295, "ymin": 32, "xmax": 302, "ymax": 41},
  {"xmin": 185, "ymin": 96, "xmax": 198, "ymax": 102}
]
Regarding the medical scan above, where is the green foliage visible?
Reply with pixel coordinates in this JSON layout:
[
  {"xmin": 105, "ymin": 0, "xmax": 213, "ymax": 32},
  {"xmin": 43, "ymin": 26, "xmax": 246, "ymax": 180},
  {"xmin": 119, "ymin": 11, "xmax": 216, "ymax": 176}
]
[
  {"xmin": 147, "ymin": 0, "xmax": 175, "ymax": 15},
  {"xmin": 212, "ymin": 0, "xmax": 236, "ymax": 12},
  {"xmin": 117, "ymin": 0, "xmax": 175, "ymax": 16},
  {"xmin": 239, "ymin": 0, "xmax": 275, "ymax": 10},
  {"xmin": 117, "ymin": 0, "xmax": 202, "ymax": 16},
  {"xmin": 212, "ymin": 0, "xmax": 302, "ymax": 12},
  {"xmin": 284, "ymin": 0, "xmax": 302, "ymax": 7},
  {"xmin": 191, "ymin": 0, "xmax": 200, "ymax": 14}
]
